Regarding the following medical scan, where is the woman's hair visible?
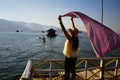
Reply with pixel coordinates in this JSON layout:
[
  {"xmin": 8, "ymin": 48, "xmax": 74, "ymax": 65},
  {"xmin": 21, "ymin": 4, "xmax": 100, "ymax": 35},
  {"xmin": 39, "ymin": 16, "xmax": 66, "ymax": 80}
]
[{"xmin": 72, "ymin": 36, "xmax": 79, "ymax": 51}]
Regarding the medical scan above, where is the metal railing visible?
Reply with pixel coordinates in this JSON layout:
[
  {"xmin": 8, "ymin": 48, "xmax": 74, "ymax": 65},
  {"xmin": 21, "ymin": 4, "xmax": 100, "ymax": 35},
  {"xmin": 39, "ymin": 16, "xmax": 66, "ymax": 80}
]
[{"xmin": 20, "ymin": 57, "xmax": 120, "ymax": 80}]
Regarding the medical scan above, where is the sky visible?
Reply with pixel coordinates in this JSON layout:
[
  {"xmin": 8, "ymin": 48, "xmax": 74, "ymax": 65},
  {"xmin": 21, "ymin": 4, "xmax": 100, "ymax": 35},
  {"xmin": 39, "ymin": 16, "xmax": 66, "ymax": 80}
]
[{"xmin": 0, "ymin": 0, "xmax": 120, "ymax": 33}]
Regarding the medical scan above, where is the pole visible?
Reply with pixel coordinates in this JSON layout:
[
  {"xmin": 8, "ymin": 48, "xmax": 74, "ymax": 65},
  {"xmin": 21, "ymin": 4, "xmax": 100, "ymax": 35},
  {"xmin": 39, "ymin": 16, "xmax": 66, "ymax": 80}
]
[
  {"xmin": 101, "ymin": 0, "xmax": 104, "ymax": 80},
  {"xmin": 101, "ymin": 0, "xmax": 103, "ymax": 24},
  {"xmin": 101, "ymin": 58, "xmax": 104, "ymax": 80}
]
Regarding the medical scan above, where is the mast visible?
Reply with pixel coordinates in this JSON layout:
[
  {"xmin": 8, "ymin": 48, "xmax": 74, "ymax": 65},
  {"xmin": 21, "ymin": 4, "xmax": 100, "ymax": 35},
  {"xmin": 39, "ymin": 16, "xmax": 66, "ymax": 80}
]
[
  {"xmin": 101, "ymin": 0, "xmax": 104, "ymax": 80},
  {"xmin": 101, "ymin": 0, "xmax": 103, "ymax": 23}
]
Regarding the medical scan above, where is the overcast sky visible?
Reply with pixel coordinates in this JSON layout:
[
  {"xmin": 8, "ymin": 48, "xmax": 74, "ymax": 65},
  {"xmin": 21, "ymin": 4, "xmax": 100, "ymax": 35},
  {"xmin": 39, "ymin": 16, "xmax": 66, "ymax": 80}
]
[{"xmin": 0, "ymin": 0, "xmax": 120, "ymax": 33}]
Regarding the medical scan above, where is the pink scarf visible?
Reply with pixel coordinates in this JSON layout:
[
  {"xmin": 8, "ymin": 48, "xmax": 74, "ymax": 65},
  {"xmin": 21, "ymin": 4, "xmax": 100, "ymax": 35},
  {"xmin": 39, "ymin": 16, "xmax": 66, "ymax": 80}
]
[{"xmin": 62, "ymin": 11, "xmax": 120, "ymax": 58}]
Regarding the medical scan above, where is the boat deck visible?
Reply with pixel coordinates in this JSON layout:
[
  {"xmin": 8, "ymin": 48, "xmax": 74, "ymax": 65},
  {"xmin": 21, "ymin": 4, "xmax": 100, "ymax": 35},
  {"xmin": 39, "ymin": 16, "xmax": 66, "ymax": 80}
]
[{"xmin": 20, "ymin": 57, "xmax": 120, "ymax": 80}]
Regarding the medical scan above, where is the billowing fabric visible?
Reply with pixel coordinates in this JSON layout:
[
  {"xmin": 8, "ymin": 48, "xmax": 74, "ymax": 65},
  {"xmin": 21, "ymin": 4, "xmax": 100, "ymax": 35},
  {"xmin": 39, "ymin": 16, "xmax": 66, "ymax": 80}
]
[{"xmin": 62, "ymin": 11, "xmax": 120, "ymax": 58}]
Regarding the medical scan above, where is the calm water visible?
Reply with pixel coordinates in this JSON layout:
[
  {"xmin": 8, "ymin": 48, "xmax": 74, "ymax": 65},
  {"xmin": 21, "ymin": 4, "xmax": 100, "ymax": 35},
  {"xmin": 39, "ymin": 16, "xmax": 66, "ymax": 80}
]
[{"xmin": 0, "ymin": 31, "xmax": 119, "ymax": 80}]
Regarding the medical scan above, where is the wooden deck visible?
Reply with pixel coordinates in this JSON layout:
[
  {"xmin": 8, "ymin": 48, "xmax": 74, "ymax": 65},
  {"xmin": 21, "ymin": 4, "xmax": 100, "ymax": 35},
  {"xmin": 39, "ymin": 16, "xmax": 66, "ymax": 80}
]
[{"xmin": 20, "ymin": 57, "xmax": 120, "ymax": 80}]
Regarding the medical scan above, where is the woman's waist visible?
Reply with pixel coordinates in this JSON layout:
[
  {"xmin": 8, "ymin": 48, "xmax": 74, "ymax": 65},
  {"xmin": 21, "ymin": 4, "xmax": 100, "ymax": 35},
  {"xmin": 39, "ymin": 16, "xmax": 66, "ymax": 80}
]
[{"xmin": 63, "ymin": 52, "xmax": 77, "ymax": 58}]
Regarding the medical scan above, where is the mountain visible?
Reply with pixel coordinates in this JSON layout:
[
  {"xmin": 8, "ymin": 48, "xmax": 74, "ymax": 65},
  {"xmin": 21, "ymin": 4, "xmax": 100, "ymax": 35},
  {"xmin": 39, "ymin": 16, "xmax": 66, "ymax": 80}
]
[{"xmin": 0, "ymin": 19, "xmax": 58, "ymax": 32}]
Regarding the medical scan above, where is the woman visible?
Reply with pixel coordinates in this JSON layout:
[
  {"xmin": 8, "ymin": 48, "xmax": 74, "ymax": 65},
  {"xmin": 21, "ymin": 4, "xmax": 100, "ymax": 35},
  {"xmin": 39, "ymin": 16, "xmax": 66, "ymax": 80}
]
[{"xmin": 58, "ymin": 16, "xmax": 80, "ymax": 80}]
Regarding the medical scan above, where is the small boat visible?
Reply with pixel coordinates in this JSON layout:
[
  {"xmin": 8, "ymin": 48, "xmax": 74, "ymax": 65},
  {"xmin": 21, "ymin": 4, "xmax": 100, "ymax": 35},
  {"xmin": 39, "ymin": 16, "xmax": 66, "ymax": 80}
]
[{"xmin": 39, "ymin": 36, "xmax": 46, "ymax": 42}]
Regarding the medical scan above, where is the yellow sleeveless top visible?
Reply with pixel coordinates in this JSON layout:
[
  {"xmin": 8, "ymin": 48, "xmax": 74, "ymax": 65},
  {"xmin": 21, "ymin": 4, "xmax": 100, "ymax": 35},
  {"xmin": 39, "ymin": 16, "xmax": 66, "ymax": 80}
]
[{"xmin": 63, "ymin": 40, "xmax": 80, "ymax": 58}]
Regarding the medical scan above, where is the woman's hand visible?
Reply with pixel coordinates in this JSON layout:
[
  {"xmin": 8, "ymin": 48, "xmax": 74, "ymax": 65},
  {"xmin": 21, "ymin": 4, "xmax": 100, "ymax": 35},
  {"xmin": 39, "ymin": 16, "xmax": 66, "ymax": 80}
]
[
  {"xmin": 71, "ymin": 17, "xmax": 73, "ymax": 21},
  {"xmin": 58, "ymin": 15, "xmax": 62, "ymax": 21}
]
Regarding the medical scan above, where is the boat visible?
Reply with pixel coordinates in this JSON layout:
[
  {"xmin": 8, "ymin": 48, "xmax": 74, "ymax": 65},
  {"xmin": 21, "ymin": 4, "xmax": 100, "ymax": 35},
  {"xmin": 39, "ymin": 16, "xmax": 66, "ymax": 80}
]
[
  {"xmin": 20, "ymin": 57, "xmax": 120, "ymax": 80},
  {"xmin": 39, "ymin": 36, "xmax": 46, "ymax": 42}
]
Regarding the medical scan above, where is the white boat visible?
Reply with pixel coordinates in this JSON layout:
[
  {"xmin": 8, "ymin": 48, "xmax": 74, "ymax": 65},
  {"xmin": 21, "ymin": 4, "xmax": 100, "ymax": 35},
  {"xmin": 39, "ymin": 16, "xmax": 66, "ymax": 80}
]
[{"xmin": 39, "ymin": 37, "xmax": 46, "ymax": 42}]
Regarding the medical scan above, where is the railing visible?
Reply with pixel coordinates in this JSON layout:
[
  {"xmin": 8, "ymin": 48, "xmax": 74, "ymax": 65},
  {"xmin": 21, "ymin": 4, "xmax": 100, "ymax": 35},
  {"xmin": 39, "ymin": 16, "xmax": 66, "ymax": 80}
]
[{"xmin": 20, "ymin": 57, "xmax": 120, "ymax": 80}]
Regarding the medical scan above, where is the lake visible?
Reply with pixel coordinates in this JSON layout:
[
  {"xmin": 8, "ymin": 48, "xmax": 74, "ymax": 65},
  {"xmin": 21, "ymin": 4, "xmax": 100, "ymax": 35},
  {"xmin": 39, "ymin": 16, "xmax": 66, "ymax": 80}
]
[{"xmin": 0, "ymin": 31, "xmax": 119, "ymax": 80}]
